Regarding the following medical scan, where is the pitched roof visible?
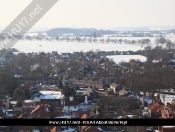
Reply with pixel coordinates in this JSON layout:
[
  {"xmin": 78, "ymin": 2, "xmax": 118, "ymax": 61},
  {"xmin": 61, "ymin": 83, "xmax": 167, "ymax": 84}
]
[
  {"xmin": 81, "ymin": 114, "xmax": 88, "ymax": 119},
  {"xmin": 148, "ymin": 103, "xmax": 163, "ymax": 113},
  {"xmin": 72, "ymin": 111, "xmax": 91, "ymax": 119},
  {"xmin": 30, "ymin": 105, "xmax": 50, "ymax": 118}
]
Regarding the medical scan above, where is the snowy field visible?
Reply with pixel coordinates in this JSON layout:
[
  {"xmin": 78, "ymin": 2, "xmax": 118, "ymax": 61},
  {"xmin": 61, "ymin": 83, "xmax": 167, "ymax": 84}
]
[
  {"xmin": 106, "ymin": 55, "xmax": 147, "ymax": 63},
  {"xmin": 13, "ymin": 40, "xmax": 145, "ymax": 53},
  {"xmin": 10, "ymin": 36, "xmax": 174, "ymax": 63}
]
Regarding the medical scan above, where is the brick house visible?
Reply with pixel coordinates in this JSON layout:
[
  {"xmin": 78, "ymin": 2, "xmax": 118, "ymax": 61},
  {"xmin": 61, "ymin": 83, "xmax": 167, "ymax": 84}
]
[
  {"xmin": 18, "ymin": 104, "xmax": 50, "ymax": 119},
  {"xmin": 157, "ymin": 126, "xmax": 175, "ymax": 132},
  {"xmin": 0, "ymin": 95, "xmax": 10, "ymax": 109},
  {"xmin": 148, "ymin": 103, "xmax": 163, "ymax": 118}
]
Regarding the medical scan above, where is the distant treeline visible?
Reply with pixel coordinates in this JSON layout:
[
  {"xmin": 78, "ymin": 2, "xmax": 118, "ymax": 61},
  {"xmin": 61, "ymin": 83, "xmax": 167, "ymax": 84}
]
[{"xmin": 46, "ymin": 28, "xmax": 116, "ymax": 37}]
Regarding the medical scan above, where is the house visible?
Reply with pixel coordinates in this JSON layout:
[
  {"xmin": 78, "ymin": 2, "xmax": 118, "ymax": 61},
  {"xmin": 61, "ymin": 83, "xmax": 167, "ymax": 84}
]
[
  {"xmin": 157, "ymin": 126, "xmax": 175, "ymax": 132},
  {"xmin": 63, "ymin": 96, "xmax": 94, "ymax": 113},
  {"xmin": 0, "ymin": 96, "xmax": 10, "ymax": 109},
  {"xmin": 159, "ymin": 103, "xmax": 175, "ymax": 119},
  {"xmin": 85, "ymin": 87, "xmax": 92, "ymax": 96},
  {"xmin": 148, "ymin": 103, "xmax": 163, "ymax": 118},
  {"xmin": 63, "ymin": 79, "xmax": 70, "ymax": 87},
  {"xmin": 19, "ymin": 104, "xmax": 50, "ymax": 119},
  {"xmin": 63, "ymin": 97, "xmax": 79, "ymax": 114},
  {"xmin": 119, "ymin": 89, "xmax": 128, "ymax": 96},
  {"xmin": 0, "ymin": 104, "xmax": 14, "ymax": 118},
  {"xmin": 41, "ymin": 99, "xmax": 62, "ymax": 111},
  {"xmin": 110, "ymin": 83, "xmax": 117, "ymax": 93}
]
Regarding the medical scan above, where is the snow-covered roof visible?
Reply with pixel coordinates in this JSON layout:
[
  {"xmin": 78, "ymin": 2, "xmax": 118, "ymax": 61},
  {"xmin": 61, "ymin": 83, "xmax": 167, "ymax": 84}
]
[
  {"xmin": 1, "ymin": 108, "xmax": 13, "ymax": 117},
  {"xmin": 39, "ymin": 91, "xmax": 63, "ymax": 99},
  {"xmin": 140, "ymin": 97, "xmax": 153, "ymax": 104},
  {"xmin": 24, "ymin": 100, "xmax": 33, "ymax": 103},
  {"xmin": 39, "ymin": 91, "xmax": 61, "ymax": 95},
  {"xmin": 163, "ymin": 126, "xmax": 175, "ymax": 128},
  {"xmin": 45, "ymin": 107, "xmax": 49, "ymax": 112},
  {"xmin": 33, "ymin": 129, "xmax": 40, "ymax": 132},
  {"xmin": 61, "ymin": 128, "xmax": 76, "ymax": 132},
  {"xmin": 55, "ymin": 115, "xmax": 71, "ymax": 119}
]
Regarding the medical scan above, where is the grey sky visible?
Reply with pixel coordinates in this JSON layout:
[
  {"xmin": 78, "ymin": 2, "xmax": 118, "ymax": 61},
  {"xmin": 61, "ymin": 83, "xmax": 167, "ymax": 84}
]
[{"xmin": 0, "ymin": 0, "xmax": 175, "ymax": 28}]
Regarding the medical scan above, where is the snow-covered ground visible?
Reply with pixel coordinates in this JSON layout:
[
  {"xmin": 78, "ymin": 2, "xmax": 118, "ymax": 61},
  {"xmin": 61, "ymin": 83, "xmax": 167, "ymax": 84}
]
[
  {"xmin": 107, "ymin": 55, "xmax": 147, "ymax": 63},
  {"xmin": 9, "ymin": 36, "xmax": 174, "ymax": 64},
  {"xmin": 11, "ymin": 36, "xmax": 175, "ymax": 53},
  {"xmin": 12, "ymin": 40, "xmax": 145, "ymax": 53}
]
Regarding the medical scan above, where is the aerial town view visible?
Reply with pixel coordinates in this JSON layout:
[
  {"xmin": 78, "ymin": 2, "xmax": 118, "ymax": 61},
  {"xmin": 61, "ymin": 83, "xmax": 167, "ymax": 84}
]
[{"xmin": 0, "ymin": 0, "xmax": 175, "ymax": 132}]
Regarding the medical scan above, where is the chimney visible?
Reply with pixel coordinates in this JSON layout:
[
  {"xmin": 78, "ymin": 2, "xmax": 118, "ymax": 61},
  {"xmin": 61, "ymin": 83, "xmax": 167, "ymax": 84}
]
[
  {"xmin": 70, "ymin": 96, "xmax": 73, "ymax": 101},
  {"xmin": 84, "ymin": 96, "xmax": 88, "ymax": 104}
]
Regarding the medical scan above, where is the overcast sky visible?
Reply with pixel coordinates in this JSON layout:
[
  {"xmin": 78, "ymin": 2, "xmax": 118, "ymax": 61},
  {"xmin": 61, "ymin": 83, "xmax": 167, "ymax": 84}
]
[{"xmin": 0, "ymin": 0, "xmax": 175, "ymax": 29}]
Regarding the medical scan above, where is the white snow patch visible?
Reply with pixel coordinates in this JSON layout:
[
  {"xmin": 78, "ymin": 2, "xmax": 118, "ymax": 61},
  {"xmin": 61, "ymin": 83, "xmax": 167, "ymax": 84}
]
[
  {"xmin": 39, "ymin": 91, "xmax": 63, "ymax": 99},
  {"xmin": 33, "ymin": 129, "xmax": 40, "ymax": 132},
  {"xmin": 106, "ymin": 55, "xmax": 147, "ymax": 64}
]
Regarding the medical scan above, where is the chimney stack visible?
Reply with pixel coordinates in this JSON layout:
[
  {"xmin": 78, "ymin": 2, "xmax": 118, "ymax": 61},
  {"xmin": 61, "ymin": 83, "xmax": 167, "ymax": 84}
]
[
  {"xmin": 70, "ymin": 96, "xmax": 73, "ymax": 101},
  {"xmin": 84, "ymin": 96, "xmax": 88, "ymax": 104}
]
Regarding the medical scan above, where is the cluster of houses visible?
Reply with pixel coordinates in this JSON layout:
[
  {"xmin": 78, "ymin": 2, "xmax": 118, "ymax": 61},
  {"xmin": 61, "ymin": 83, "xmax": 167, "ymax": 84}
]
[
  {"xmin": 0, "ymin": 93, "xmax": 101, "ymax": 132},
  {"xmin": 2, "ymin": 49, "xmax": 175, "ymax": 131}
]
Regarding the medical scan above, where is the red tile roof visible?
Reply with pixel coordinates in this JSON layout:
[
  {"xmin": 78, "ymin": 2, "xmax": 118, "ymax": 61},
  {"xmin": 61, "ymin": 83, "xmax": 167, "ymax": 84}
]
[
  {"xmin": 148, "ymin": 103, "xmax": 163, "ymax": 113},
  {"xmin": 71, "ymin": 111, "xmax": 91, "ymax": 119},
  {"xmin": 81, "ymin": 114, "xmax": 87, "ymax": 119}
]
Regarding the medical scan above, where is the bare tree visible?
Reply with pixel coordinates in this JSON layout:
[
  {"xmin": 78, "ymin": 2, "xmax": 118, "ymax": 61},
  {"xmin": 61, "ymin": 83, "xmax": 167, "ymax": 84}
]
[
  {"xmin": 159, "ymin": 38, "xmax": 166, "ymax": 45},
  {"xmin": 118, "ymin": 39, "xmax": 122, "ymax": 44},
  {"xmin": 88, "ymin": 37, "xmax": 92, "ymax": 43}
]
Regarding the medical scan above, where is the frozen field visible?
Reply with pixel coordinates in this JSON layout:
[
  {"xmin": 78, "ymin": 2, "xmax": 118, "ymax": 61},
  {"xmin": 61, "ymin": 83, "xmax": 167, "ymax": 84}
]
[
  {"xmin": 11, "ymin": 36, "xmax": 174, "ymax": 63},
  {"xmin": 13, "ymin": 40, "xmax": 145, "ymax": 53},
  {"xmin": 107, "ymin": 55, "xmax": 147, "ymax": 63}
]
